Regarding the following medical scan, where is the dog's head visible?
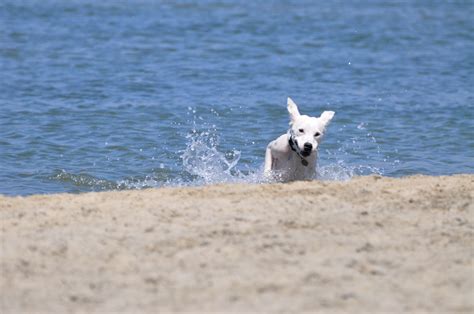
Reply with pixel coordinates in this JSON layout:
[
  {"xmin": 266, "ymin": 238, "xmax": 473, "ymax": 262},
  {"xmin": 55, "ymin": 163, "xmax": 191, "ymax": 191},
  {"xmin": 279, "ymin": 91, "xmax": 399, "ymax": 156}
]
[{"xmin": 287, "ymin": 97, "xmax": 335, "ymax": 157}]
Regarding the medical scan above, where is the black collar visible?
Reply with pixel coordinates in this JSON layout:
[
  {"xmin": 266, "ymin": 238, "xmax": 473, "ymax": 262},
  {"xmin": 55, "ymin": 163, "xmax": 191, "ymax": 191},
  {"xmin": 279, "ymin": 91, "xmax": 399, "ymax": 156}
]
[{"xmin": 288, "ymin": 136, "xmax": 308, "ymax": 166}]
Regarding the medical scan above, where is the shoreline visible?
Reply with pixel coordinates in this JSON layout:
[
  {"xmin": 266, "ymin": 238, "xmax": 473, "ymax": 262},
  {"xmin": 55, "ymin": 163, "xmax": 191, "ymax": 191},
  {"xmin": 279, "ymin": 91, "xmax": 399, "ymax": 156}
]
[
  {"xmin": 2, "ymin": 173, "xmax": 473, "ymax": 198},
  {"xmin": 1, "ymin": 174, "xmax": 473, "ymax": 313}
]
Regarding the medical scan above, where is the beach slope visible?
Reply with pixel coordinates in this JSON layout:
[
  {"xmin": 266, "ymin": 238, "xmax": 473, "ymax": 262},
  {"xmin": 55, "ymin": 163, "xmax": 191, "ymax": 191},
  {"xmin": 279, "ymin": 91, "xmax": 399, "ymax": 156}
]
[{"xmin": 1, "ymin": 175, "xmax": 473, "ymax": 313}]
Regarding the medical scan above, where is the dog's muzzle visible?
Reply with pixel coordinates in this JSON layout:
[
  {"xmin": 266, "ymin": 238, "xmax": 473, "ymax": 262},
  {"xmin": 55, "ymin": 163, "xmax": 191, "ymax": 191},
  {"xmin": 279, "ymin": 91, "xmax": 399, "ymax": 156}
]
[
  {"xmin": 301, "ymin": 143, "xmax": 313, "ymax": 157},
  {"xmin": 288, "ymin": 134, "xmax": 309, "ymax": 166}
]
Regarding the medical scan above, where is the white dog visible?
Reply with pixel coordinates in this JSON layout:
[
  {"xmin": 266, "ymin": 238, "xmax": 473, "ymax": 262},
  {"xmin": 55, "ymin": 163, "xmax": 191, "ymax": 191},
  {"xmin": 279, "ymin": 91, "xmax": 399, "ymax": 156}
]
[{"xmin": 264, "ymin": 97, "xmax": 335, "ymax": 181}]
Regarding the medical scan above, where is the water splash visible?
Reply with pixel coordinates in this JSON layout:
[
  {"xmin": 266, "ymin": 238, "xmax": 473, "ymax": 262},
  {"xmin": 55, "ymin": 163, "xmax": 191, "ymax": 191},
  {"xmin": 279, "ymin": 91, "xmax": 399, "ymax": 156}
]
[
  {"xmin": 180, "ymin": 128, "xmax": 265, "ymax": 185},
  {"xmin": 181, "ymin": 131, "xmax": 241, "ymax": 183}
]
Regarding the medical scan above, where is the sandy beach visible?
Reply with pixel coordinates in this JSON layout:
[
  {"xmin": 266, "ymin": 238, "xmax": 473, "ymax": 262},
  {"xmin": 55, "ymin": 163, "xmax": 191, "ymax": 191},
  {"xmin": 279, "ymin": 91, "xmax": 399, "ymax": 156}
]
[{"xmin": 1, "ymin": 175, "xmax": 473, "ymax": 313}]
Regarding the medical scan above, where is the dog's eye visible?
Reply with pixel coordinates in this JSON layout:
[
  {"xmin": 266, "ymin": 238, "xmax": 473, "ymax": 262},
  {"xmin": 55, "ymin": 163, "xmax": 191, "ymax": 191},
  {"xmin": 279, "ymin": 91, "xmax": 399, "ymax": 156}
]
[
  {"xmin": 298, "ymin": 129, "xmax": 304, "ymax": 133},
  {"xmin": 314, "ymin": 132, "xmax": 321, "ymax": 137}
]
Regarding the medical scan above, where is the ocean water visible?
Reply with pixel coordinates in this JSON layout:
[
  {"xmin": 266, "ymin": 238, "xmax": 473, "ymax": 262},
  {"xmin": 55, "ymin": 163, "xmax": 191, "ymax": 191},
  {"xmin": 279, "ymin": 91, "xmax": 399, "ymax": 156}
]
[{"xmin": 1, "ymin": 1, "xmax": 473, "ymax": 195}]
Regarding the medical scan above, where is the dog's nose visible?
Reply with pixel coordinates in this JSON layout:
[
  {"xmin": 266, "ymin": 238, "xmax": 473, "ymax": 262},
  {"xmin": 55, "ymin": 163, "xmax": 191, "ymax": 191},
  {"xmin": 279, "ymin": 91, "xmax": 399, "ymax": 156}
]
[{"xmin": 303, "ymin": 143, "xmax": 313, "ymax": 152}]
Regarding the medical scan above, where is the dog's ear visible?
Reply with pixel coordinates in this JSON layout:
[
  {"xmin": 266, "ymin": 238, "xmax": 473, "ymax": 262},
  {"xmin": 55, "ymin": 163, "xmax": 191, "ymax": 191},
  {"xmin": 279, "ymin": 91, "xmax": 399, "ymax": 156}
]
[
  {"xmin": 320, "ymin": 111, "xmax": 335, "ymax": 127},
  {"xmin": 287, "ymin": 97, "xmax": 300, "ymax": 124}
]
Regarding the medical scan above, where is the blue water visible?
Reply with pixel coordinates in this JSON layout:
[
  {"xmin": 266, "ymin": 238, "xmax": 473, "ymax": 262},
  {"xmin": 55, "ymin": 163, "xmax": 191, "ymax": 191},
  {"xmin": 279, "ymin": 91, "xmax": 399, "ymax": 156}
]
[{"xmin": 1, "ymin": 1, "xmax": 473, "ymax": 195}]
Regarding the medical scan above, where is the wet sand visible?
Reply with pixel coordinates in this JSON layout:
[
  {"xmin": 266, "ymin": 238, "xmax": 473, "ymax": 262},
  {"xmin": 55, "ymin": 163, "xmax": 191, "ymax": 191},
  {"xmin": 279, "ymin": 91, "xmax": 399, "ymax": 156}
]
[{"xmin": 1, "ymin": 175, "xmax": 473, "ymax": 313}]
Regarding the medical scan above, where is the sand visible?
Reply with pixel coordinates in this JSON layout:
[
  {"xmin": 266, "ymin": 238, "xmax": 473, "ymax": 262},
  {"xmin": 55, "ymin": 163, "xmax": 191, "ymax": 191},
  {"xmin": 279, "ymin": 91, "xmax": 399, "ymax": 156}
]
[{"xmin": 1, "ymin": 175, "xmax": 473, "ymax": 313}]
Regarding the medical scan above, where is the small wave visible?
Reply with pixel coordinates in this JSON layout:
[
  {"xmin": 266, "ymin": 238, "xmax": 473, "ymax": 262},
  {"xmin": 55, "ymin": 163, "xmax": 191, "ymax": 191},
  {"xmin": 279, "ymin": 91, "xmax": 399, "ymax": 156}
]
[
  {"xmin": 50, "ymin": 170, "xmax": 121, "ymax": 191},
  {"xmin": 317, "ymin": 161, "xmax": 383, "ymax": 181},
  {"xmin": 49, "ymin": 169, "xmax": 173, "ymax": 192}
]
